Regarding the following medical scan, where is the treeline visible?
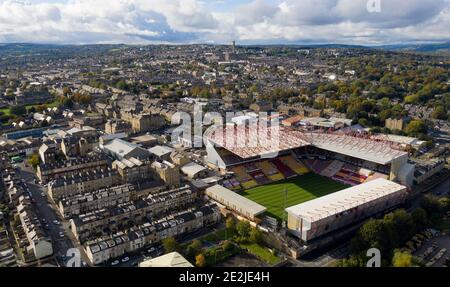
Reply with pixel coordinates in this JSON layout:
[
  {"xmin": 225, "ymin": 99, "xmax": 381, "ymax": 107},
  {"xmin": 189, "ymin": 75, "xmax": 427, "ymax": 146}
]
[{"xmin": 338, "ymin": 195, "xmax": 450, "ymax": 267}]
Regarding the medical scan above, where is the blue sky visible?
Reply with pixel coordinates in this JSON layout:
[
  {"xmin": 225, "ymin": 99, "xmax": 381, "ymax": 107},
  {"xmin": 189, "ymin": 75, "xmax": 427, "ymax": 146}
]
[{"xmin": 0, "ymin": 0, "xmax": 449, "ymax": 45}]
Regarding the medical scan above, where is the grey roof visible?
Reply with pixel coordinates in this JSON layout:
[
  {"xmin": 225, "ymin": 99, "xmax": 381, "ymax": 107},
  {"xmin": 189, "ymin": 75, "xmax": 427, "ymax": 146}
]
[
  {"xmin": 206, "ymin": 184, "xmax": 266, "ymax": 217},
  {"xmin": 149, "ymin": 145, "xmax": 174, "ymax": 157},
  {"xmin": 181, "ymin": 162, "xmax": 207, "ymax": 177},
  {"xmin": 286, "ymin": 178, "xmax": 407, "ymax": 222},
  {"xmin": 103, "ymin": 138, "xmax": 149, "ymax": 159}
]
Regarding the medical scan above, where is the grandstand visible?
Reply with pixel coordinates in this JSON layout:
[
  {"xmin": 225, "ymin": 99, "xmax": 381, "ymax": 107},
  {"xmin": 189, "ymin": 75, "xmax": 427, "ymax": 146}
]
[
  {"xmin": 206, "ymin": 123, "xmax": 413, "ymax": 188},
  {"xmin": 205, "ymin": 122, "xmax": 411, "ymax": 246},
  {"xmin": 280, "ymin": 156, "xmax": 309, "ymax": 175},
  {"xmin": 286, "ymin": 178, "xmax": 407, "ymax": 242}
]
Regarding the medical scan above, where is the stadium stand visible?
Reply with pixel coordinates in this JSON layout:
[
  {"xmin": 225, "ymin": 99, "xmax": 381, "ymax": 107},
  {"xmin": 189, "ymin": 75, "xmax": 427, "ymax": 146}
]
[
  {"xmin": 270, "ymin": 158, "xmax": 296, "ymax": 178},
  {"xmin": 319, "ymin": 160, "xmax": 344, "ymax": 177},
  {"xmin": 249, "ymin": 170, "xmax": 271, "ymax": 185},
  {"xmin": 256, "ymin": 161, "xmax": 285, "ymax": 181},
  {"xmin": 280, "ymin": 155, "xmax": 309, "ymax": 175}
]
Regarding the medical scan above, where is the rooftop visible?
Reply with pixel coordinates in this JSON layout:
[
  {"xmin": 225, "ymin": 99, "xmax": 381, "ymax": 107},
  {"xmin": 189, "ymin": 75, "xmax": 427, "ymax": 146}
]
[
  {"xmin": 181, "ymin": 162, "xmax": 207, "ymax": 177},
  {"xmin": 285, "ymin": 178, "xmax": 407, "ymax": 223},
  {"xmin": 206, "ymin": 184, "xmax": 266, "ymax": 217},
  {"xmin": 139, "ymin": 252, "xmax": 193, "ymax": 267},
  {"xmin": 149, "ymin": 145, "xmax": 174, "ymax": 157}
]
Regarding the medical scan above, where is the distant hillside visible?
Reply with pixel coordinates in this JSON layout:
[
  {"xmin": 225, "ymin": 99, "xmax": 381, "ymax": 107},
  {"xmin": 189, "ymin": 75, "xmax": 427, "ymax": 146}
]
[{"xmin": 373, "ymin": 42, "xmax": 450, "ymax": 53}]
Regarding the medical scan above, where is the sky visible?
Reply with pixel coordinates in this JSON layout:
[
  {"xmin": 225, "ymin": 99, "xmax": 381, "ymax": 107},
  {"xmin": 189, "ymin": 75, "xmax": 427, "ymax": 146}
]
[{"xmin": 0, "ymin": 0, "xmax": 449, "ymax": 45}]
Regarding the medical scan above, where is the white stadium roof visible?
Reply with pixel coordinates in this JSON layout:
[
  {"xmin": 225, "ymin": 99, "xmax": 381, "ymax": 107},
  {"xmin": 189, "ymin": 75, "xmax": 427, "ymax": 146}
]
[
  {"xmin": 285, "ymin": 178, "xmax": 406, "ymax": 223},
  {"xmin": 206, "ymin": 125, "xmax": 310, "ymax": 159},
  {"xmin": 206, "ymin": 123, "xmax": 407, "ymax": 164},
  {"xmin": 308, "ymin": 133, "xmax": 408, "ymax": 165}
]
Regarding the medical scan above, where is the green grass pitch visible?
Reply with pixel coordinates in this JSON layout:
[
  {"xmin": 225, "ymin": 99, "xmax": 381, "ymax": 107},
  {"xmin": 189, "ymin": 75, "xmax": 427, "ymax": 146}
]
[{"xmin": 241, "ymin": 173, "xmax": 349, "ymax": 222}]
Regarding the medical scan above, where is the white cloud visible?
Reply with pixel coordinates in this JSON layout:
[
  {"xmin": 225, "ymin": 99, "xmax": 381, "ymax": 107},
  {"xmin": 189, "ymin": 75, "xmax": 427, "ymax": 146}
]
[{"xmin": 0, "ymin": 0, "xmax": 448, "ymax": 44}]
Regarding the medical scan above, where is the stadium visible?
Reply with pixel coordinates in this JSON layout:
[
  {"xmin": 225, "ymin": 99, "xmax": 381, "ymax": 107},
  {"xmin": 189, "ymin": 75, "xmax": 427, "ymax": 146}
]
[{"xmin": 204, "ymin": 122, "xmax": 411, "ymax": 244}]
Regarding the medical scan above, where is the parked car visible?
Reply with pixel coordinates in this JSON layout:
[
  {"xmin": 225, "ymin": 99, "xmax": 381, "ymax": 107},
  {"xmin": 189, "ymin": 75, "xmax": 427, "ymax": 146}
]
[
  {"xmin": 111, "ymin": 260, "xmax": 120, "ymax": 266},
  {"xmin": 121, "ymin": 257, "xmax": 130, "ymax": 263},
  {"xmin": 53, "ymin": 220, "xmax": 60, "ymax": 225}
]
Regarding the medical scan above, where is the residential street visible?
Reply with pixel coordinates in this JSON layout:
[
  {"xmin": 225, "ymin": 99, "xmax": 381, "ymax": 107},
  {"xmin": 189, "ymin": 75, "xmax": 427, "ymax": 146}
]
[{"xmin": 17, "ymin": 162, "xmax": 89, "ymax": 267}]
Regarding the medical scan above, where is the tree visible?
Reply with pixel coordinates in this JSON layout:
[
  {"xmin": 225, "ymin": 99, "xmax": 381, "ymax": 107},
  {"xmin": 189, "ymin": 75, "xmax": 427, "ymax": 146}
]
[
  {"xmin": 384, "ymin": 209, "xmax": 415, "ymax": 244},
  {"xmin": 195, "ymin": 253, "xmax": 206, "ymax": 267},
  {"xmin": 431, "ymin": 106, "xmax": 447, "ymax": 120},
  {"xmin": 162, "ymin": 237, "xmax": 179, "ymax": 253},
  {"xmin": 10, "ymin": 105, "xmax": 27, "ymax": 116},
  {"xmin": 405, "ymin": 120, "xmax": 427, "ymax": 137},
  {"xmin": 412, "ymin": 208, "xmax": 427, "ymax": 231},
  {"xmin": 358, "ymin": 219, "xmax": 392, "ymax": 254},
  {"xmin": 36, "ymin": 105, "xmax": 48, "ymax": 113},
  {"xmin": 337, "ymin": 256, "xmax": 365, "ymax": 267},
  {"xmin": 236, "ymin": 221, "xmax": 251, "ymax": 239},
  {"xmin": 249, "ymin": 227, "xmax": 263, "ymax": 244},
  {"xmin": 27, "ymin": 153, "xmax": 40, "ymax": 169},
  {"xmin": 186, "ymin": 239, "xmax": 202, "ymax": 259},
  {"xmin": 225, "ymin": 216, "xmax": 236, "ymax": 235},
  {"xmin": 392, "ymin": 250, "xmax": 413, "ymax": 267},
  {"xmin": 222, "ymin": 240, "xmax": 232, "ymax": 252},
  {"xmin": 420, "ymin": 195, "xmax": 443, "ymax": 223}
]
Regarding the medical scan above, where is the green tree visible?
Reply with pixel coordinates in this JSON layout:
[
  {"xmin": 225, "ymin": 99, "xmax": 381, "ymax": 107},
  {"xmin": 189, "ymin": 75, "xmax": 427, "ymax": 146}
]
[
  {"xmin": 337, "ymin": 256, "xmax": 365, "ymax": 267},
  {"xmin": 412, "ymin": 208, "xmax": 428, "ymax": 230},
  {"xmin": 10, "ymin": 105, "xmax": 27, "ymax": 116},
  {"xmin": 222, "ymin": 240, "xmax": 233, "ymax": 252},
  {"xmin": 420, "ymin": 195, "xmax": 444, "ymax": 224},
  {"xmin": 384, "ymin": 209, "xmax": 415, "ymax": 244},
  {"xmin": 405, "ymin": 120, "xmax": 427, "ymax": 137},
  {"xmin": 431, "ymin": 106, "xmax": 447, "ymax": 120},
  {"xmin": 27, "ymin": 153, "xmax": 40, "ymax": 169},
  {"xmin": 162, "ymin": 237, "xmax": 179, "ymax": 253},
  {"xmin": 195, "ymin": 253, "xmax": 206, "ymax": 267},
  {"xmin": 225, "ymin": 216, "xmax": 236, "ymax": 235},
  {"xmin": 392, "ymin": 250, "xmax": 413, "ymax": 267},
  {"xmin": 249, "ymin": 227, "xmax": 263, "ymax": 244},
  {"xmin": 236, "ymin": 220, "xmax": 251, "ymax": 239},
  {"xmin": 186, "ymin": 239, "xmax": 203, "ymax": 259},
  {"xmin": 358, "ymin": 219, "xmax": 392, "ymax": 254}
]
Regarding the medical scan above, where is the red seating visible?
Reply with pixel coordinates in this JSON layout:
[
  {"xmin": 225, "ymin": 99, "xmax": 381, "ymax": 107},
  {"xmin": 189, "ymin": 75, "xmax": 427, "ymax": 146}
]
[{"xmin": 270, "ymin": 158, "xmax": 296, "ymax": 178}]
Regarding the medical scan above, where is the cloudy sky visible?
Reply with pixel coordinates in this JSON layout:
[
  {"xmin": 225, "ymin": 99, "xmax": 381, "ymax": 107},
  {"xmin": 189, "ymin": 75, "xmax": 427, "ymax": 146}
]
[{"xmin": 0, "ymin": 0, "xmax": 449, "ymax": 45}]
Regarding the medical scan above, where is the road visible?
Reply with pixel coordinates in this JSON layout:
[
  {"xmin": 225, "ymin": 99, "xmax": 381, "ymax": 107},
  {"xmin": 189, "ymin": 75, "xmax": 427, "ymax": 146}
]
[
  {"xmin": 17, "ymin": 162, "xmax": 88, "ymax": 267},
  {"xmin": 430, "ymin": 177, "xmax": 450, "ymax": 197}
]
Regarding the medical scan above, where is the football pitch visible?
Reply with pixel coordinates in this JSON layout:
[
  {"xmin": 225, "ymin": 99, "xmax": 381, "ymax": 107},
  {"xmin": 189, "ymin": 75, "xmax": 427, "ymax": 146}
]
[{"xmin": 241, "ymin": 173, "xmax": 349, "ymax": 222}]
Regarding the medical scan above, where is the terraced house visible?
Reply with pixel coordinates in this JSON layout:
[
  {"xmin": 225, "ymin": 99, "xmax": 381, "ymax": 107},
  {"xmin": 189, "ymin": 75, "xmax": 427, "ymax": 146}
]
[
  {"xmin": 70, "ymin": 186, "xmax": 198, "ymax": 242},
  {"xmin": 85, "ymin": 204, "xmax": 220, "ymax": 265}
]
